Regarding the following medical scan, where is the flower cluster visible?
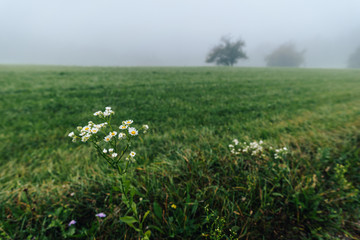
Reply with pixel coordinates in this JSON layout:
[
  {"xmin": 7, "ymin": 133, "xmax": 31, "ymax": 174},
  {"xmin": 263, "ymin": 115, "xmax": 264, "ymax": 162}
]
[
  {"xmin": 68, "ymin": 106, "xmax": 149, "ymax": 165},
  {"xmin": 229, "ymin": 139, "xmax": 265, "ymax": 156},
  {"xmin": 93, "ymin": 106, "xmax": 114, "ymax": 117},
  {"xmin": 274, "ymin": 147, "xmax": 288, "ymax": 160},
  {"xmin": 68, "ymin": 121, "xmax": 107, "ymax": 143},
  {"xmin": 229, "ymin": 139, "xmax": 288, "ymax": 160}
]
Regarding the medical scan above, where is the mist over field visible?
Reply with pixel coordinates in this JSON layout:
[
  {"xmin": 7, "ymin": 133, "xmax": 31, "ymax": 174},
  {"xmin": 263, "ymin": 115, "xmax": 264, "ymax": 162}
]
[{"xmin": 1, "ymin": 0, "xmax": 360, "ymax": 67}]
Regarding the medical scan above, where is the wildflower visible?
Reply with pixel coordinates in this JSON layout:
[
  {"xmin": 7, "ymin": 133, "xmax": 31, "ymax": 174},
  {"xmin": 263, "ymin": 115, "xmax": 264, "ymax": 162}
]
[
  {"xmin": 118, "ymin": 132, "xmax": 126, "ymax": 139},
  {"xmin": 68, "ymin": 132, "xmax": 75, "ymax": 137},
  {"xmin": 81, "ymin": 134, "xmax": 90, "ymax": 142},
  {"xmin": 111, "ymin": 153, "xmax": 118, "ymax": 158},
  {"xmin": 93, "ymin": 111, "xmax": 102, "ymax": 116},
  {"xmin": 77, "ymin": 126, "xmax": 82, "ymax": 131},
  {"xmin": 82, "ymin": 126, "xmax": 91, "ymax": 132},
  {"xmin": 96, "ymin": 213, "xmax": 106, "ymax": 218},
  {"xmin": 229, "ymin": 144, "xmax": 234, "ymax": 148},
  {"xmin": 142, "ymin": 124, "xmax": 149, "ymax": 133},
  {"xmin": 129, "ymin": 151, "xmax": 136, "ymax": 158},
  {"xmin": 104, "ymin": 136, "xmax": 111, "ymax": 142},
  {"xmin": 233, "ymin": 139, "xmax": 239, "ymax": 145},
  {"xmin": 109, "ymin": 131, "xmax": 117, "ymax": 137},
  {"xmin": 68, "ymin": 220, "xmax": 76, "ymax": 226},
  {"xmin": 119, "ymin": 125, "xmax": 128, "ymax": 130},
  {"xmin": 171, "ymin": 204, "xmax": 177, "ymax": 209},
  {"xmin": 128, "ymin": 127, "xmax": 138, "ymax": 136},
  {"xmin": 91, "ymin": 128, "xmax": 99, "ymax": 134},
  {"xmin": 108, "ymin": 148, "xmax": 114, "ymax": 153},
  {"xmin": 103, "ymin": 149, "xmax": 107, "ymax": 153},
  {"xmin": 124, "ymin": 120, "xmax": 133, "ymax": 125}
]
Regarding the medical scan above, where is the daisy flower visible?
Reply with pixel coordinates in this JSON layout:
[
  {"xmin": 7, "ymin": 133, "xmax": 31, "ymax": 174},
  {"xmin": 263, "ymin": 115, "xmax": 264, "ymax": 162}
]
[
  {"xmin": 119, "ymin": 125, "xmax": 128, "ymax": 130},
  {"xmin": 81, "ymin": 135, "xmax": 90, "ymax": 142},
  {"xmin": 118, "ymin": 132, "xmax": 126, "ymax": 139},
  {"xmin": 82, "ymin": 126, "xmax": 91, "ymax": 132},
  {"xmin": 91, "ymin": 128, "xmax": 99, "ymax": 134},
  {"xmin": 109, "ymin": 131, "xmax": 117, "ymax": 137},
  {"xmin": 103, "ymin": 149, "xmax": 107, "ymax": 153},
  {"xmin": 111, "ymin": 153, "xmax": 118, "ymax": 158},
  {"xmin": 142, "ymin": 124, "xmax": 149, "ymax": 130},
  {"xmin": 129, "ymin": 151, "xmax": 136, "ymax": 158},
  {"xmin": 93, "ymin": 111, "xmax": 102, "ymax": 116},
  {"xmin": 128, "ymin": 127, "xmax": 138, "ymax": 136},
  {"xmin": 108, "ymin": 148, "xmax": 114, "ymax": 153},
  {"xmin": 68, "ymin": 132, "xmax": 75, "ymax": 137},
  {"xmin": 104, "ymin": 136, "xmax": 111, "ymax": 142},
  {"xmin": 124, "ymin": 120, "xmax": 133, "ymax": 125}
]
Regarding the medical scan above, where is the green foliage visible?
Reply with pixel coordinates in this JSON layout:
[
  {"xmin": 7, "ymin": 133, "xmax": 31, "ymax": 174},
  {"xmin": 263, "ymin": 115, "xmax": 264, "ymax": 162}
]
[
  {"xmin": 206, "ymin": 36, "xmax": 247, "ymax": 66},
  {"xmin": 265, "ymin": 43, "xmax": 305, "ymax": 67},
  {"xmin": 1, "ymin": 66, "xmax": 360, "ymax": 239},
  {"xmin": 348, "ymin": 46, "xmax": 360, "ymax": 68}
]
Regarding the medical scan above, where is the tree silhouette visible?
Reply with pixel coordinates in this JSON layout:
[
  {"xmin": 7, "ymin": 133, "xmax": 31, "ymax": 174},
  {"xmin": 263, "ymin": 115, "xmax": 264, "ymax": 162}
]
[
  {"xmin": 265, "ymin": 43, "xmax": 305, "ymax": 67},
  {"xmin": 206, "ymin": 36, "xmax": 247, "ymax": 66}
]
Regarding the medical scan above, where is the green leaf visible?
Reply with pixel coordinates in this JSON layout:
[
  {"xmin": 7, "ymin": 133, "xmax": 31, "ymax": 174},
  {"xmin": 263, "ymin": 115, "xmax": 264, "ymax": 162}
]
[
  {"xmin": 120, "ymin": 216, "xmax": 138, "ymax": 224},
  {"xmin": 153, "ymin": 202, "xmax": 162, "ymax": 219},
  {"xmin": 142, "ymin": 210, "xmax": 150, "ymax": 224},
  {"xmin": 272, "ymin": 193, "xmax": 284, "ymax": 197}
]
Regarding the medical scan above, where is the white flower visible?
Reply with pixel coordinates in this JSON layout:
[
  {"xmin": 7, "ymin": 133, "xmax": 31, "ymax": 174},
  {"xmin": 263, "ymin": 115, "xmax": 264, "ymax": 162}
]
[
  {"xmin": 91, "ymin": 128, "xmax": 99, "ymax": 134},
  {"xmin": 82, "ymin": 126, "xmax": 91, "ymax": 132},
  {"xmin": 129, "ymin": 151, "xmax": 136, "ymax": 158},
  {"xmin": 105, "ymin": 106, "xmax": 111, "ymax": 110},
  {"xmin": 103, "ymin": 149, "xmax": 107, "ymax": 153},
  {"xmin": 233, "ymin": 139, "xmax": 239, "ymax": 145},
  {"xmin": 128, "ymin": 127, "xmax": 138, "ymax": 136},
  {"xmin": 68, "ymin": 132, "xmax": 75, "ymax": 137},
  {"xmin": 109, "ymin": 148, "xmax": 114, "ymax": 153},
  {"xmin": 119, "ymin": 125, "xmax": 128, "ymax": 130},
  {"xmin": 118, "ymin": 132, "xmax": 126, "ymax": 139},
  {"xmin": 109, "ymin": 131, "xmax": 117, "ymax": 137},
  {"xmin": 229, "ymin": 144, "xmax": 234, "ymax": 148},
  {"xmin": 124, "ymin": 120, "xmax": 133, "ymax": 125},
  {"xmin": 93, "ymin": 111, "xmax": 103, "ymax": 116},
  {"xmin": 111, "ymin": 153, "xmax": 118, "ymax": 158},
  {"xmin": 81, "ymin": 135, "xmax": 90, "ymax": 142},
  {"xmin": 104, "ymin": 136, "xmax": 111, "ymax": 142},
  {"xmin": 142, "ymin": 124, "xmax": 149, "ymax": 130}
]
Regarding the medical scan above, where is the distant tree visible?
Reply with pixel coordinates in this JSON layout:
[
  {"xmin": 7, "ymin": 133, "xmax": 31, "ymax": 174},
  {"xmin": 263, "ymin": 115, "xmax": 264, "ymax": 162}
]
[
  {"xmin": 206, "ymin": 36, "xmax": 247, "ymax": 66},
  {"xmin": 347, "ymin": 46, "xmax": 360, "ymax": 68},
  {"xmin": 265, "ymin": 43, "xmax": 305, "ymax": 67}
]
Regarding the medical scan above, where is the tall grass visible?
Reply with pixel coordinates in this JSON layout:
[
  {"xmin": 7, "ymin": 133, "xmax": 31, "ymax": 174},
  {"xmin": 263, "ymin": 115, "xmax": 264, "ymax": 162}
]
[{"xmin": 0, "ymin": 66, "xmax": 359, "ymax": 239}]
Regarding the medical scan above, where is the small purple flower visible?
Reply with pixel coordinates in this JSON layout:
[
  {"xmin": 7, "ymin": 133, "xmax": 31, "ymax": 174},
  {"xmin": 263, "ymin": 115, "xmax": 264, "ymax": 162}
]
[
  {"xmin": 95, "ymin": 212, "xmax": 106, "ymax": 218},
  {"xmin": 68, "ymin": 220, "xmax": 76, "ymax": 226}
]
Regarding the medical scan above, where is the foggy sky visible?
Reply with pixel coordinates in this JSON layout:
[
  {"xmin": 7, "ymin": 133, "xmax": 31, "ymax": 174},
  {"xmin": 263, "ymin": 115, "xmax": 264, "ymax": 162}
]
[{"xmin": 1, "ymin": 0, "xmax": 360, "ymax": 68}]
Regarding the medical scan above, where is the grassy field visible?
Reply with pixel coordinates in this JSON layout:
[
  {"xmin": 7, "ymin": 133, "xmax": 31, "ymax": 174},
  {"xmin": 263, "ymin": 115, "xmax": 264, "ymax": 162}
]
[{"xmin": 1, "ymin": 65, "xmax": 360, "ymax": 239}]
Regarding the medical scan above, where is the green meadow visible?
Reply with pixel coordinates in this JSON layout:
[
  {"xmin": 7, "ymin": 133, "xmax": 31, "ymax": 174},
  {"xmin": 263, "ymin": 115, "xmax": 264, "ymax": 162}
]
[{"xmin": 1, "ymin": 66, "xmax": 360, "ymax": 239}]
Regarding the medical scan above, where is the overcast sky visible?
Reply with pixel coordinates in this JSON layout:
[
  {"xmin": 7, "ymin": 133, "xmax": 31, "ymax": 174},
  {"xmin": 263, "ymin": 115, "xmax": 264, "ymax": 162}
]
[{"xmin": 1, "ymin": 0, "xmax": 360, "ymax": 67}]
